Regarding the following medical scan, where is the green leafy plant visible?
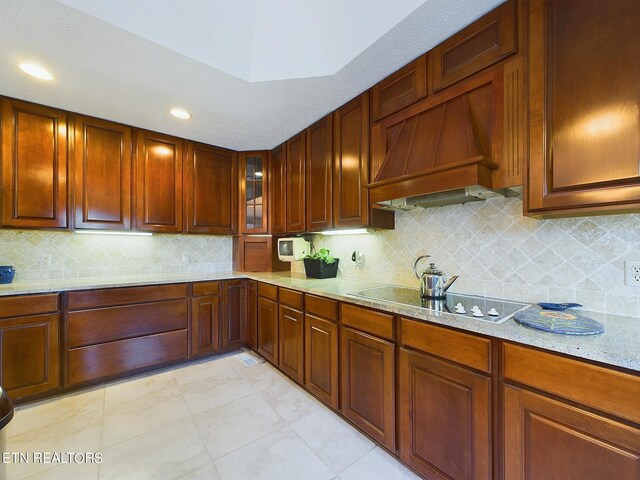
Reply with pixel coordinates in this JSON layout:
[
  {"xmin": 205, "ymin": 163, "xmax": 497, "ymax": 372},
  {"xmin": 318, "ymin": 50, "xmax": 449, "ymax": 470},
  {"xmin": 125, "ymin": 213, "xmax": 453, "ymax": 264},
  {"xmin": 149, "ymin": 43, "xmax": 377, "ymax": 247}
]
[{"xmin": 305, "ymin": 248, "xmax": 336, "ymax": 265}]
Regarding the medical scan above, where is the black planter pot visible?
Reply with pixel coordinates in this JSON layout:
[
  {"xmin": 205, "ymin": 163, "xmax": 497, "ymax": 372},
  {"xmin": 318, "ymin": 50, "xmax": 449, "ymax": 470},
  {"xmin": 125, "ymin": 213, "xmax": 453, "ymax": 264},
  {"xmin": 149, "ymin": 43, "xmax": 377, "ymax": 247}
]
[{"xmin": 303, "ymin": 258, "xmax": 339, "ymax": 279}]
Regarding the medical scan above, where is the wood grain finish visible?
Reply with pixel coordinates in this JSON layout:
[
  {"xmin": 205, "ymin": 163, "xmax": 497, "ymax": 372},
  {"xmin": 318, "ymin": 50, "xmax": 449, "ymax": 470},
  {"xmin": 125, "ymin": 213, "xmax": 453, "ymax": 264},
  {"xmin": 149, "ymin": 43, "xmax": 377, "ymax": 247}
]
[
  {"xmin": 286, "ymin": 132, "xmax": 306, "ymax": 233},
  {"xmin": 192, "ymin": 281, "xmax": 219, "ymax": 297},
  {"xmin": 73, "ymin": 115, "xmax": 132, "ymax": 230},
  {"xmin": 431, "ymin": 0, "xmax": 516, "ymax": 91},
  {"xmin": 527, "ymin": 0, "xmax": 640, "ymax": 217},
  {"xmin": 185, "ymin": 142, "xmax": 238, "ymax": 234},
  {"xmin": 0, "ymin": 294, "xmax": 59, "ymax": 318},
  {"xmin": 246, "ymin": 280, "xmax": 258, "ymax": 349},
  {"xmin": 1, "ymin": 99, "xmax": 68, "ymax": 228},
  {"xmin": 257, "ymin": 296, "xmax": 278, "ymax": 364},
  {"xmin": 341, "ymin": 303, "xmax": 394, "ymax": 341},
  {"xmin": 0, "ymin": 313, "xmax": 60, "ymax": 400},
  {"xmin": 500, "ymin": 57, "xmax": 525, "ymax": 187},
  {"xmin": 191, "ymin": 295, "xmax": 219, "ymax": 356},
  {"xmin": 269, "ymin": 143, "xmax": 286, "ymax": 234},
  {"xmin": 221, "ymin": 279, "xmax": 246, "ymax": 350},
  {"xmin": 305, "ymin": 313, "xmax": 338, "ymax": 409},
  {"xmin": 67, "ymin": 284, "xmax": 187, "ymax": 310},
  {"xmin": 278, "ymin": 304, "xmax": 304, "ymax": 384},
  {"xmin": 400, "ymin": 318, "xmax": 492, "ymax": 373},
  {"xmin": 305, "ymin": 115, "xmax": 333, "ymax": 231},
  {"xmin": 279, "ymin": 288, "xmax": 303, "ymax": 310},
  {"xmin": 372, "ymin": 55, "xmax": 427, "ymax": 121},
  {"xmin": 304, "ymin": 294, "xmax": 337, "ymax": 322},
  {"xmin": 333, "ymin": 93, "xmax": 370, "ymax": 228},
  {"xmin": 503, "ymin": 385, "xmax": 640, "ymax": 480},
  {"xmin": 232, "ymin": 235, "xmax": 290, "ymax": 272},
  {"xmin": 340, "ymin": 326, "xmax": 395, "ymax": 450},
  {"xmin": 257, "ymin": 282, "xmax": 278, "ymax": 301},
  {"xmin": 503, "ymin": 342, "xmax": 640, "ymax": 424},
  {"xmin": 67, "ymin": 330, "xmax": 188, "ymax": 386},
  {"xmin": 134, "ymin": 130, "xmax": 183, "ymax": 232},
  {"xmin": 239, "ymin": 151, "xmax": 268, "ymax": 234},
  {"xmin": 399, "ymin": 347, "xmax": 492, "ymax": 479}
]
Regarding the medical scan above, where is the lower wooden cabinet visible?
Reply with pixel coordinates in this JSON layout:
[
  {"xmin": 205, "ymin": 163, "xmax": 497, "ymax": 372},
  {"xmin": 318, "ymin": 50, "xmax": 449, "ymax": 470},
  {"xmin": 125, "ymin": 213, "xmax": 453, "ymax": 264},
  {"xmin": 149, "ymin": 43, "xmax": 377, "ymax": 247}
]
[
  {"xmin": 257, "ymin": 296, "xmax": 278, "ymax": 364},
  {"xmin": 246, "ymin": 280, "xmax": 258, "ymax": 349},
  {"xmin": 278, "ymin": 304, "xmax": 304, "ymax": 384},
  {"xmin": 340, "ymin": 326, "xmax": 395, "ymax": 450},
  {"xmin": 304, "ymin": 313, "xmax": 338, "ymax": 409},
  {"xmin": 503, "ymin": 385, "xmax": 640, "ymax": 480},
  {"xmin": 221, "ymin": 280, "xmax": 247, "ymax": 350},
  {"xmin": 191, "ymin": 295, "xmax": 220, "ymax": 356},
  {"xmin": 399, "ymin": 347, "xmax": 492, "ymax": 480}
]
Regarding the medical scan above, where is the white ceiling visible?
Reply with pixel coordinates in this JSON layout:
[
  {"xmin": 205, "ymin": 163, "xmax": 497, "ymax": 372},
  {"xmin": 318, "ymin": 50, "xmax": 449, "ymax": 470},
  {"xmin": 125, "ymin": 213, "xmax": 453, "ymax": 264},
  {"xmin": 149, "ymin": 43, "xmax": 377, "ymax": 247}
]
[{"xmin": 0, "ymin": 0, "xmax": 505, "ymax": 150}]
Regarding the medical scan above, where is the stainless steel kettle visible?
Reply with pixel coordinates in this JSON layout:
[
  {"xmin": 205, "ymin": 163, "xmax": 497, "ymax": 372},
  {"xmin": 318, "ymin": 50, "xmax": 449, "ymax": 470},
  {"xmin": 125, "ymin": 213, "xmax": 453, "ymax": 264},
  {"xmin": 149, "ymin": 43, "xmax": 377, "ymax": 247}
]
[{"xmin": 413, "ymin": 255, "xmax": 458, "ymax": 299}]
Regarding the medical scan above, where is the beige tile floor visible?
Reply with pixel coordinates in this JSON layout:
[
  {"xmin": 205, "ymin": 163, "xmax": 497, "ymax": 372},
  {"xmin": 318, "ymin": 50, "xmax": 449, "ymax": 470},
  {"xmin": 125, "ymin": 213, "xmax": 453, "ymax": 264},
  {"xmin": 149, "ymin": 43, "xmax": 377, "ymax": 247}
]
[{"xmin": 3, "ymin": 352, "xmax": 420, "ymax": 480}]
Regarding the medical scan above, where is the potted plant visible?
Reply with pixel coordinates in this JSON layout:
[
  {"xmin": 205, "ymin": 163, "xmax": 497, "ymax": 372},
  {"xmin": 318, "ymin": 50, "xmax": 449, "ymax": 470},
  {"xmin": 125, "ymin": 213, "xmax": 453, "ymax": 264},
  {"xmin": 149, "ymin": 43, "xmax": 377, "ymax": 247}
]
[{"xmin": 303, "ymin": 248, "xmax": 339, "ymax": 279}]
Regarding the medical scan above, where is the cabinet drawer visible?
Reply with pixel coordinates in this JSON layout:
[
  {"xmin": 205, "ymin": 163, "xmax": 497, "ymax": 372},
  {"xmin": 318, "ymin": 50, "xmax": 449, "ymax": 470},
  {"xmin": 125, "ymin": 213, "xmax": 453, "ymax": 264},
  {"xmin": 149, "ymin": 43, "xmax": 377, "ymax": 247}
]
[
  {"xmin": 279, "ymin": 288, "xmax": 303, "ymax": 310},
  {"xmin": 305, "ymin": 294, "xmax": 337, "ymax": 321},
  {"xmin": 67, "ymin": 329, "xmax": 188, "ymax": 386},
  {"xmin": 67, "ymin": 284, "xmax": 187, "ymax": 310},
  {"xmin": 258, "ymin": 282, "xmax": 278, "ymax": 301},
  {"xmin": 0, "ymin": 294, "xmax": 59, "ymax": 318},
  {"xmin": 341, "ymin": 303, "xmax": 394, "ymax": 341},
  {"xmin": 503, "ymin": 343, "xmax": 640, "ymax": 424},
  {"xmin": 67, "ymin": 299, "xmax": 188, "ymax": 348},
  {"xmin": 192, "ymin": 281, "xmax": 219, "ymax": 297},
  {"xmin": 401, "ymin": 318, "xmax": 492, "ymax": 373}
]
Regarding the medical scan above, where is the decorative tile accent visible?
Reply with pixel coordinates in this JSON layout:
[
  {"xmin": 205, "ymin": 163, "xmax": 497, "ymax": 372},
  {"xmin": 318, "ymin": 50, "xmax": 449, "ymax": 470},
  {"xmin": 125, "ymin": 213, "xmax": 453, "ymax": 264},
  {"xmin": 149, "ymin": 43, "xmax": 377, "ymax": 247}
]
[
  {"xmin": 0, "ymin": 231, "xmax": 233, "ymax": 281},
  {"xmin": 298, "ymin": 197, "xmax": 640, "ymax": 317}
]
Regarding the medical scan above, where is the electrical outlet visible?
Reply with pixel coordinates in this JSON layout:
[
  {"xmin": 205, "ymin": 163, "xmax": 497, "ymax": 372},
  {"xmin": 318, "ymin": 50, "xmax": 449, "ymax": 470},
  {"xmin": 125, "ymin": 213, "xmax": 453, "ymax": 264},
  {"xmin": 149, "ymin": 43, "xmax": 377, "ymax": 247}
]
[
  {"xmin": 40, "ymin": 254, "xmax": 52, "ymax": 267},
  {"xmin": 181, "ymin": 252, "xmax": 190, "ymax": 265},
  {"xmin": 624, "ymin": 260, "xmax": 640, "ymax": 287}
]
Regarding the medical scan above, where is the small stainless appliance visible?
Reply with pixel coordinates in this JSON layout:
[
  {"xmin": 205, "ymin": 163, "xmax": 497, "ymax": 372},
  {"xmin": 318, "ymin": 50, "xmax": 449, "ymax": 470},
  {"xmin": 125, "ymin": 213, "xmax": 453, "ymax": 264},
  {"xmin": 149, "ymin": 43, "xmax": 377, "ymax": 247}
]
[
  {"xmin": 413, "ymin": 255, "xmax": 458, "ymax": 298},
  {"xmin": 277, "ymin": 237, "xmax": 310, "ymax": 261}
]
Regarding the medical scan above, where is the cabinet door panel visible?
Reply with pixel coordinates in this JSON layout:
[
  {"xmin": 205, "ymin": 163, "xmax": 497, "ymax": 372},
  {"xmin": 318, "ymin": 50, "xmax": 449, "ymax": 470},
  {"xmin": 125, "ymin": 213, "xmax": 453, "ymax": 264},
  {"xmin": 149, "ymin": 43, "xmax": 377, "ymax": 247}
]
[
  {"xmin": 191, "ymin": 295, "xmax": 219, "ymax": 356},
  {"xmin": 74, "ymin": 116, "xmax": 132, "ymax": 230},
  {"xmin": 504, "ymin": 385, "xmax": 640, "ymax": 480},
  {"xmin": 240, "ymin": 152, "xmax": 268, "ymax": 234},
  {"xmin": 246, "ymin": 280, "xmax": 258, "ymax": 349},
  {"xmin": 0, "ymin": 314, "xmax": 60, "ymax": 400},
  {"xmin": 185, "ymin": 143, "xmax": 237, "ymax": 234},
  {"xmin": 306, "ymin": 115, "xmax": 333, "ymax": 231},
  {"xmin": 305, "ymin": 314, "xmax": 338, "ymax": 409},
  {"xmin": 1, "ymin": 99, "xmax": 68, "ymax": 228},
  {"xmin": 340, "ymin": 326, "xmax": 395, "ymax": 450},
  {"xmin": 135, "ymin": 130, "xmax": 183, "ymax": 232},
  {"xmin": 222, "ymin": 280, "xmax": 246, "ymax": 350},
  {"xmin": 286, "ymin": 132, "xmax": 305, "ymax": 233},
  {"xmin": 269, "ymin": 143, "xmax": 286, "ymax": 234},
  {"xmin": 278, "ymin": 305, "xmax": 304, "ymax": 384},
  {"xmin": 257, "ymin": 297, "xmax": 278, "ymax": 364},
  {"xmin": 399, "ymin": 348, "xmax": 491, "ymax": 480},
  {"xmin": 372, "ymin": 55, "xmax": 427, "ymax": 121}
]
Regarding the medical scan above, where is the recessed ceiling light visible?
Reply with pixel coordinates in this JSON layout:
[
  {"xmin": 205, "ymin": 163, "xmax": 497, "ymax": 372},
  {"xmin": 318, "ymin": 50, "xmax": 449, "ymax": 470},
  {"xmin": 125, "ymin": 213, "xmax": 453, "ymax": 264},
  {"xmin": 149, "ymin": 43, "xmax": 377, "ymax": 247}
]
[
  {"xmin": 170, "ymin": 108, "xmax": 191, "ymax": 119},
  {"xmin": 19, "ymin": 63, "xmax": 53, "ymax": 80}
]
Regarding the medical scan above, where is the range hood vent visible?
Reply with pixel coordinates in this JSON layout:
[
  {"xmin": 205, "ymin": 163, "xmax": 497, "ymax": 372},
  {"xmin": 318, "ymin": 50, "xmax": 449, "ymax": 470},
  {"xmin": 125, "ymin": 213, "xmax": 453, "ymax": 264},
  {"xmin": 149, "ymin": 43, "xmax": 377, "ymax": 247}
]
[{"xmin": 377, "ymin": 186, "xmax": 521, "ymax": 211}]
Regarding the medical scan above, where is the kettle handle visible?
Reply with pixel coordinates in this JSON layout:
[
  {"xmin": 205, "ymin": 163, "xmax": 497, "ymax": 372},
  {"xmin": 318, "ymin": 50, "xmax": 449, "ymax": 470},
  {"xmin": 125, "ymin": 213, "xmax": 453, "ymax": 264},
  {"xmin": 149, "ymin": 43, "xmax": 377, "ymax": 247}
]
[{"xmin": 413, "ymin": 255, "xmax": 431, "ymax": 279}]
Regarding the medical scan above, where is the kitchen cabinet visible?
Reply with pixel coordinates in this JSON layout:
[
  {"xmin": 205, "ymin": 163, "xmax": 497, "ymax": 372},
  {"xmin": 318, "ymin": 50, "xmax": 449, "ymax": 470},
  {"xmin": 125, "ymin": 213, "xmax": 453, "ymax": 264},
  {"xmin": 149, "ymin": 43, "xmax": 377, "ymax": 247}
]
[
  {"xmin": 239, "ymin": 151, "xmax": 268, "ymax": 234},
  {"xmin": 221, "ymin": 279, "xmax": 247, "ymax": 350},
  {"xmin": 233, "ymin": 235, "xmax": 290, "ymax": 272},
  {"xmin": 257, "ymin": 283, "xmax": 279, "ymax": 364},
  {"xmin": 305, "ymin": 115, "xmax": 333, "ymax": 232},
  {"xmin": 286, "ymin": 132, "xmax": 306, "ymax": 233},
  {"xmin": 502, "ymin": 342, "xmax": 640, "ymax": 479},
  {"xmin": 278, "ymin": 288, "xmax": 304, "ymax": 384},
  {"xmin": 304, "ymin": 295, "xmax": 339, "ymax": 409},
  {"xmin": 65, "ymin": 284, "xmax": 189, "ymax": 386},
  {"xmin": 246, "ymin": 280, "xmax": 258, "ymax": 349},
  {"xmin": 134, "ymin": 130, "xmax": 183, "ymax": 233},
  {"xmin": 0, "ymin": 294, "xmax": 60, "ymax": 401},
  {"xmin": 527, "ymin": 0, "xmax": 640, "ymax": 217},
  {"xmin": 1, "ymin": 98, "xmax": 68, "ymax": 229},
  {"xmin": 371, "ymin": 55, "xmax": 427, "ymax": 122},
  {"xmin": 269, "ymin": 143, "xmax": 286, "ymax": 234},
  {"xmin": 340, "ymin": 303, "xmax": 395, "ymax": 450},
  {"xmin": 73, "ymin": 115, "xmax": 132, "ymax": 230},
  {"xmin": 191, "ymin": 281, "xmax": 220, "ymax": 357},
  {"xmin": 185, "ymin": 142, "xmax": 238, "ymax": 234}
]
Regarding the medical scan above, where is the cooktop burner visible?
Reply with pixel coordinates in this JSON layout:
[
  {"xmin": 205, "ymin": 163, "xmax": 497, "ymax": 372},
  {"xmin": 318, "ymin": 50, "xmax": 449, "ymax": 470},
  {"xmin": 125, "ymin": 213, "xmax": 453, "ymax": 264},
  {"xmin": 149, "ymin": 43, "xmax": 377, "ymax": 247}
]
[{"xmin": 347, "ymin": 286, "xmax": 530, "ymax": 324}]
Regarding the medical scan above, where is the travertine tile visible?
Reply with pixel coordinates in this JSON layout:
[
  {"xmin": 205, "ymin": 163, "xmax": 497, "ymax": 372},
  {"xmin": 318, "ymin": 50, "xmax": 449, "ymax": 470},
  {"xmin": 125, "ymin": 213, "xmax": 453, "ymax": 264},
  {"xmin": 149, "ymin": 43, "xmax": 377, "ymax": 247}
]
[
  {"xmin": 172, "ymin": 356, "xmax": 238, "ymax": 386},
  {"xmin": 177, "ymin": 462, "xmax": 221, "ymax": 480},
  {"xmin": 230, "ymin": 361, "xmax": 291, "ymax": 392},
  {"xmin": 339, "ymin": 448, "xmax": 420, "ymax": 480},
  {"xmin": 103, "ymin": 370, "xmax": 178, "ymax": 410},
  {"xmin": 258, "ymin": 380, "xmax": 322, "ymax": 423},
  {"xmin": 179, "ymin": 369, "xmax": 256, "ymax": 415}
]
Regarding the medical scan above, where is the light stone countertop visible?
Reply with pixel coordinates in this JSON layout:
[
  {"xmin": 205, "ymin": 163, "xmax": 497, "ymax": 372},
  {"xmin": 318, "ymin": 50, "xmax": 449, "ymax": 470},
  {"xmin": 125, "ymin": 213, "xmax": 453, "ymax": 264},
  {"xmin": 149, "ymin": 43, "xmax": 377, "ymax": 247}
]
[{"xmin": 1, "ymin": 271, "xmax": 638, "ymax": 372}]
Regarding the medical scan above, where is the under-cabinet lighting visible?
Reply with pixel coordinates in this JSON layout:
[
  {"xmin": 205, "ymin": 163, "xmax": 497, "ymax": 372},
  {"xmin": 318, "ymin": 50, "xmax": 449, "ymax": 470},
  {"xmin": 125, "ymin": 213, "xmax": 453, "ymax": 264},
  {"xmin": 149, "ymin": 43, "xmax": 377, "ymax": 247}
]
[
  {"xmin": 75, "ymin": 230, "xmax": 153, "ymax": 237},
  {"xmin": 19, "ymin": 63, "xmax": 53, "ymax": 80},
  {"xmin": 320, "ymin": 228, "xmax": 371, "ymax": 236},
  {"xmin": 170, "ymin": 108, "xmax": 191, "ymax": 119},
  {"xmin": 255, "ymin": 172, "xmax": 263, "ymax": 177}
]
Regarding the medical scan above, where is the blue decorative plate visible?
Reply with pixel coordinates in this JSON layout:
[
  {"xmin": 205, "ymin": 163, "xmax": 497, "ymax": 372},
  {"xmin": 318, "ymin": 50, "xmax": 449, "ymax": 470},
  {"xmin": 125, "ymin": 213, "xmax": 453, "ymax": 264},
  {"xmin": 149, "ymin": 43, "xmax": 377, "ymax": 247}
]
[
  {"xmin": 538, "ymin": 302, "xmax": 582, "ymax": 311},
  {"xmin": 514, "ymin": 309, "xmax": 604, "ymax": 335}
]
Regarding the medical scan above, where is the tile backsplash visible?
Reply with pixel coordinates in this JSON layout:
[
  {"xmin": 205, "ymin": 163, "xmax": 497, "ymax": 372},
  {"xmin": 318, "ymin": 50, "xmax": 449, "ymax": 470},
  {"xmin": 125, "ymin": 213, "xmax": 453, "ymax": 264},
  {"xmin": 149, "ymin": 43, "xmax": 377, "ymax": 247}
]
[
  {"xmin": 295, "ymin": 197, "xmax": 640, "ymax": 317},
  {"xmin": 0, "ymin": 230, "xmax": 233, "ymax": 280}
]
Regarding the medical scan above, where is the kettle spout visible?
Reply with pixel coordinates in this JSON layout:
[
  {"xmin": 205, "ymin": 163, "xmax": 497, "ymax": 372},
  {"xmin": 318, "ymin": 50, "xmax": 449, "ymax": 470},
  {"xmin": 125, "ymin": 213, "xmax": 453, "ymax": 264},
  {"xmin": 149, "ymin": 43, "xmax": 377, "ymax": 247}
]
[{"xmin": 442, "ymin": 275, "xmax": 459, "ymax": 293}]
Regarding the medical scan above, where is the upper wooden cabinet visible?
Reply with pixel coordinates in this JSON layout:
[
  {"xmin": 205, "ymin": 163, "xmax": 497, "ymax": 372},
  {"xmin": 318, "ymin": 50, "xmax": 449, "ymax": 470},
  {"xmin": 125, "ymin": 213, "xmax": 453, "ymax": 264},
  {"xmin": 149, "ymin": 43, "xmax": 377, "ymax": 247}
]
[
  {"xmin": 527, "ymin": 0, "xmax": 640, "ymax": 217},
  {"xmin": 239, "ymin": 151, "xmax": 268, "ymax": 234},
  {"xmin": 1, "ymin": 99, "xmax": 68, "ymax": 229},
  {"xmin": 134, "ymin": 130, "xmax": 183, "ymax": 233},
  {"xmin": 73, "ymin": 115, "xmax": 132, "ymax": 230},
  {"xmin": 286, "ymin": 132, "xmax": 306, "ymax": 233},
  {"xmin": 305, "ymin": 115, "xmax": 333, "ymax": 232},
  {"xmin": 269, "ymin": 142, "xmax": 286, "ymax": 234},
  {"xmin": 372, "ymin": 55, "xmax": 427, "ymax": 122},
  {"xmin": 185, "ymin": 142, "xmax": 238, "ymax": 234}
]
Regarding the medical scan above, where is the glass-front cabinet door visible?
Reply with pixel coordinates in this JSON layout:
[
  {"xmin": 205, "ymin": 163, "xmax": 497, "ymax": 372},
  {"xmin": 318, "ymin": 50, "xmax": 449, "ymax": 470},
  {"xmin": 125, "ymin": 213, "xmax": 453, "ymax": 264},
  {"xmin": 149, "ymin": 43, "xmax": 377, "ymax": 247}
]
[{"xmin": 240, "ymin": 152, "xmax": 268, "ymax": 233}]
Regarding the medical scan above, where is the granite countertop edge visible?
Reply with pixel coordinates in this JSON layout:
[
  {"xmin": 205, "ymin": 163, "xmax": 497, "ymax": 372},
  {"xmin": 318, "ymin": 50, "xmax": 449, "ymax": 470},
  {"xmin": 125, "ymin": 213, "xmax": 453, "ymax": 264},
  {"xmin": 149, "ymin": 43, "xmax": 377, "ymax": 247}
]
[{"xmin": 1, "ymin": 271, "xmax": 638, "ymax": 372}]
